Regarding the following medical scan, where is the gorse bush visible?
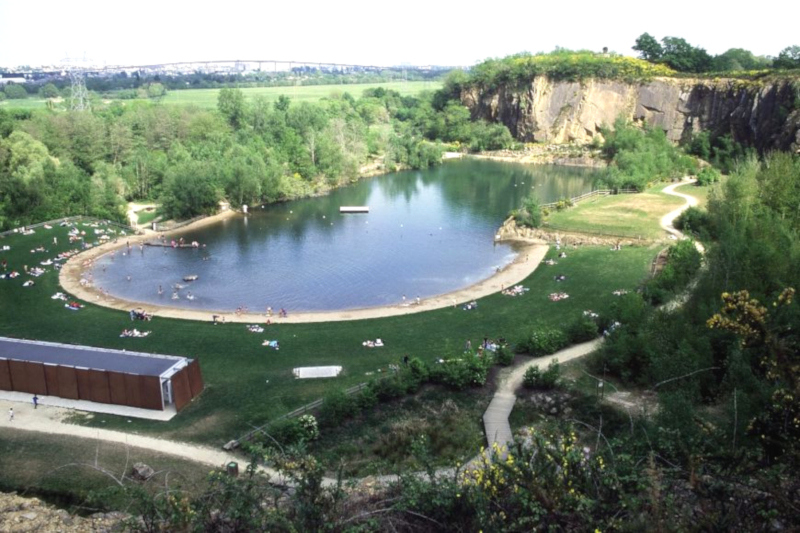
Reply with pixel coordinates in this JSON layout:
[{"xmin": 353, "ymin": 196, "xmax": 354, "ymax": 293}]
[{"xmin": 463, "ymin": 50, "xmax": 676, "ymax": 90}]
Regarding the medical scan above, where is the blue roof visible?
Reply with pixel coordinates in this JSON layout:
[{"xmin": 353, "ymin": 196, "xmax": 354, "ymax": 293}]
[{"xmin": 0, "ymin": 336, "xmax": 187, "ymax": 377}]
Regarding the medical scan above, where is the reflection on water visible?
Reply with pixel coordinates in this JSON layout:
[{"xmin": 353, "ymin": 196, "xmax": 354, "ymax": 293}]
[{"xmin": 93, "ymin": 160, "xmax": 598, "ymax": 312}]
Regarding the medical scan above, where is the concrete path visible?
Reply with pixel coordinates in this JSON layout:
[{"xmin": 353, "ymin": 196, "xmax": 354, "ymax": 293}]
[
  {"xmin": 0, "ymin": 397, "xmax": 290, "ymax": 485},
  {"xmin": 659, "ymin": 178, "xmax": 708, "ymax": 312},
  {"xmin": 482, "ymin": 338, "xmax": 604, "ymax": 452}
]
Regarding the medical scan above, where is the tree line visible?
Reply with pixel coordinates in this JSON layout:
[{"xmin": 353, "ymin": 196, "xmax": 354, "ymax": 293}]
[
  {"xmin": 633, "ymin": 33, "xmax": 800, "ymax": 73},
  {"xmin": 0, "ymin": 86, "xmax": 515, "ymax": 230}
]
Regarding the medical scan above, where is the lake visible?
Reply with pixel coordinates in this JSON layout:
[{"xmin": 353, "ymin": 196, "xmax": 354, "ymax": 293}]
[{"xmin": 93, "ymin": 159, "xmax": 597, "ymax": 312}]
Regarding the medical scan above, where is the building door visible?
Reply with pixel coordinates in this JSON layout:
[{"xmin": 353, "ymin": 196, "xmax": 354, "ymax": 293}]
[{"xmin": 161, "ymin": 379, "xmax": 173, "ymax": 405}]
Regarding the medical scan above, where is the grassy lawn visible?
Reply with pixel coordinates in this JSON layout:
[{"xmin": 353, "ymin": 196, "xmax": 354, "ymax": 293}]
[
  {"xmin": 0, "ymin": 222, "xmax": 657, "ymax": 449},
  {"xmin": 0, "ymin": 82, "xmax": 441, "ymax": 111},
  {"xmin": 159, "ymin": 81, "xmax": 441, "ymax": 108},
  {"xmin": 0, "ymin": 98, "xmax": 50, "ymax": 110},
  {"xmin": 543, "ymin": 183, "xmax": 686, "ymax": 239},
  {"xmin": 133, "ymin": 208, "xmax": 160, "ymax": 226},
  {"xmin": 0, "ymin": 430, "xmax": 212, "ymax": 511}
]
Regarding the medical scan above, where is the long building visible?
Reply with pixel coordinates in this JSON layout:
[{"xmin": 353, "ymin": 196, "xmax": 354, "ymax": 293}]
[{"xmin": 0, "ymin": 337, "xmax": 203, "ymax": 412}]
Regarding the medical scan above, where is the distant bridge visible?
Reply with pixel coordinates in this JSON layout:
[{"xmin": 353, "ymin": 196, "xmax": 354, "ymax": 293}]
[{"xmin": 91, "ymin": 59, "xmax": 459, "ymax": 73}]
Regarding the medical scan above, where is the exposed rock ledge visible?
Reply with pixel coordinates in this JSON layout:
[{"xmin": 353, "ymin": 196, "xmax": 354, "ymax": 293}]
[
  {"xmin": 0, "ymin": 491, "xmax": 126, "ymax": 532},
  {"xmin": 496, "ymin": 217, "xmax": 644, "ymax": 247}
]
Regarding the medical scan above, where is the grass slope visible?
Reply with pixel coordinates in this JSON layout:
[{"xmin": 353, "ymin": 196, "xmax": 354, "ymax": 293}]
[{"xmin": 544, "ymin": 183, "xmax": 685, "ymax": 239}]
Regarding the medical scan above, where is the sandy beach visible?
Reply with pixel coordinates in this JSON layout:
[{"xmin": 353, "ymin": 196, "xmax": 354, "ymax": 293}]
[{"xmin": 59, "ymin": 210, "xmax": 550, "ymax": 324}]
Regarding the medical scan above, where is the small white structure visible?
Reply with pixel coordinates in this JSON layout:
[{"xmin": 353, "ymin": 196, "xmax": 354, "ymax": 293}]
[
  {"xmin": 339, "ymin": 206, "xmax": 369, "ymax": 213},
  {"xmin": 292, "ymin": 366, "xmax": 343, "ymax": 379},
  {"xmin": 242, "ymin": 204, "xmax": 248, "ymax": 214}
]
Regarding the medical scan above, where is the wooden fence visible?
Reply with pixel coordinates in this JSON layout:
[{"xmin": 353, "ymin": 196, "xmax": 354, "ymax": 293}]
[{"xmin": 540, "ymin": 188, "xmax": 638, "ymax": 210}]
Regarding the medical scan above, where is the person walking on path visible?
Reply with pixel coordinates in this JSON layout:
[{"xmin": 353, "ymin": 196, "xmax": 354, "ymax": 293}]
[
  {"xmin": 33, "ymin": 395, "xmax": 39, "ymax": 409},
  {"xmin": 8, "ymin": 407, "xmax": 13, "ymax": 421}
]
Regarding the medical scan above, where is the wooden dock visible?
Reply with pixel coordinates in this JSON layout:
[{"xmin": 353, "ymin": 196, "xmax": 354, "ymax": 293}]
[{"xmin": 339, "ymin": 206, "xmax": 369, "ymax": 213}]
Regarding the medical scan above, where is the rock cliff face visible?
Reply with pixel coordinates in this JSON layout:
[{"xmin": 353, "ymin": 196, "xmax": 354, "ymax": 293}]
[{"xmin": 462, "ymin": 77, "xmax": 800, "ymax": 152}]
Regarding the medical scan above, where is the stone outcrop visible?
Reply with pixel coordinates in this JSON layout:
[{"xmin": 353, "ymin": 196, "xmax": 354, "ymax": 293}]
[
  {"xmin": 0, "ymin": 492, "xmax": 126, "ymax": 532},
  {"xmin": 462, "ymin": 77, "xmax": 800, "ymax": 153},
  {"xmin": 496, "ymin": 217, "xmax": 644, "ymax": 246}
]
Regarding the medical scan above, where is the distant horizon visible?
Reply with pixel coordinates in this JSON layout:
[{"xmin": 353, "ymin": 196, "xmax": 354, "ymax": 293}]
[{"xmin": 1, "ymin": 0, "xmax": 797, "ymax": 69}]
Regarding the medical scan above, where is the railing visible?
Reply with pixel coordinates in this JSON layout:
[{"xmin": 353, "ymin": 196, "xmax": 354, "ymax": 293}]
[
  {"xmin": 228, "ymin": 382, "xmax": 370, "ymax": 449},
  {"xmin": 540, "ymin": 188, "xmax": 637, "ymax": 210}
]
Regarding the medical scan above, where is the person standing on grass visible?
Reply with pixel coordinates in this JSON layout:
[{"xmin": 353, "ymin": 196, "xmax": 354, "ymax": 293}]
[{"xmin": 33, "ymin": 395, "xmax": 38, "ymax": 409}]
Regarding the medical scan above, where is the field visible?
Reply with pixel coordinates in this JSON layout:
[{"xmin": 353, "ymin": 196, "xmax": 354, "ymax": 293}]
[
  {"xmin": 0, "ymin": 221, "xmax": 657, "ymax": 448},
  {"xmin": 543, "ymin": 182, "xmax": 686, "ymax": 239},
  {"xmin": 0, "ymin": 81, "xmax": 442, "ymax": 111},
  {"xmin": 160, "ymin": 81, "xmax": 441, "ymax": 108}
]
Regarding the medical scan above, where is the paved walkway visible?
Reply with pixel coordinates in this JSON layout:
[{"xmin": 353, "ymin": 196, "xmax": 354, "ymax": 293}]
[
  {"xmin": 0, "ymin": 390, "xmax": 177, "ymax": 420},
  {"xmin": 482, "ymin": 339, "xmax": 604, "ymax": 452}
]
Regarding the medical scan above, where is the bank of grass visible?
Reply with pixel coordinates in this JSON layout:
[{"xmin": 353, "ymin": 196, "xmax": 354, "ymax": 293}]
[
  {"xmin": 307, "ymin": 385, "xmax": 490, "ymax": 477},
  {"xmin": 543, "ymin": 183, "xmax": 686, "ymax": 239},
  {"xmin": 133, "ymin": 208, "xmax": 160, "ymax": 226},
  {"xmin": 0, "ymin": 430, "xmax": 211, "ymax": 511},
  {"xmin": 159, "ymin": 81, "xmax": 441, "ymax": 108},
  {"xmin": 0, "ymin": 82, "xmax": 441, "ymax": 111},
  {"xmin": 0, "ymin": 222, "xmax": 656, "ymax": 448}
]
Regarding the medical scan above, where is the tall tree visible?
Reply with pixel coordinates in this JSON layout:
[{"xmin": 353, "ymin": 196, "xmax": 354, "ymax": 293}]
[
  {"xmin": 217, "ymin": 88, "xmax": 247, "ymax": 129},
  {"xmin": 773, "ymin": 45, "xmax": 800, "ymax": 69},
  {"xmin": 633, "ymin": 33, "xmax": 663, "ymax": 61}
]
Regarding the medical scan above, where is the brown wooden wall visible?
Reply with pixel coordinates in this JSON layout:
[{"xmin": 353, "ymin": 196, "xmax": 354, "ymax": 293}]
[
  {"xmin": 0, "ymin": 357, "xmax": 204, "ymax": 413},
  {"xmin": 187, "ymin": 359, "xmax": 204, "ymax": 397},
  {"xmin": 75, "ymin": 369, "xmax": 91, "ymax": 400},
  {"xmin": 139, "ymin": 376, "xmax": 163, "ymax": 410},
  {"xmin": 56, "ymin": 366, "xmax": 79, "ymax": 400},
  {"xmin": 172, "ymin": 367, "xmax": 192, "ymax": 412},
  {"xmin": 8, "ymin": 360, "xmax": 31, "ymax": 393},
  {"xmin": 107, "ymin": 372, "xmax": 128, "ymax": 406},
  {"xmin": 43, "ymin": 365, "xmax": 60, "ymax": 397},
  {"xmin": 123, "ymin": 373, "xmax": 142, "ymax": 408},
  {"xmin": 0, "ymin": 359, "xmax": 11, "ymax": 391}
]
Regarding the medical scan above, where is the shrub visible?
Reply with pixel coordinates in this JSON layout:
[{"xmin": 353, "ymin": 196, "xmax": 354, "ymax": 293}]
[
  {"xmin": 674, "ymin": 206, "xmax": 712, "ymax": 237},
  {"xmin": 3, "ymin": 84, "xmax": 28, "ymax": 99},
  {"xmin": 370, "ymin": 374, "xmax": 409, "ymax": 402},
  {"xmin": 408, "ymin": 357, "xmax": 429, "ymax": 381},
  {"xmin": 696, "ymin": 166, "xmax": 721, "ymax": 186},
  {"xmin": 297, "ymin": 414, "xmax": 320, "ymax": 441},
  {"xmin": 513, "ymin": 195, "xmax": 543, "ymax": 228},
  {"xmin": 523, "ymin": 366, "xmax": 541, "ymax": 388},
  {"xmin": 523, "ymin": 359, "xmax": 561, "ymax": 389},
  {"xmin": 567, "ymin": 315, "xmax": 600, "ymax": 343},
  {"xmin": 429, "ymin": 356, "xmax": 492, "ymax": 390},
  {"xmin": 519, "ymin": 326, "xmax": 568, "ymax": 356},
  {"xmin": 318, "ymin": 389, "xmax": 358, "ymax": 427},
  {"xmin": 494, "ymin": 344, "xmax": 514, "ymax": 366},
  {"xmin": 267, "ymin": 418, "xmax": 305, "ymax": 448}
]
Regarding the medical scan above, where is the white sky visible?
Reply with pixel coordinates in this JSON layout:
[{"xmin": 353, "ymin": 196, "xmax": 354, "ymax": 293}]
[{"xmin": 0, "ymin": 0, "xmax": 798, "ymax": 68}]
